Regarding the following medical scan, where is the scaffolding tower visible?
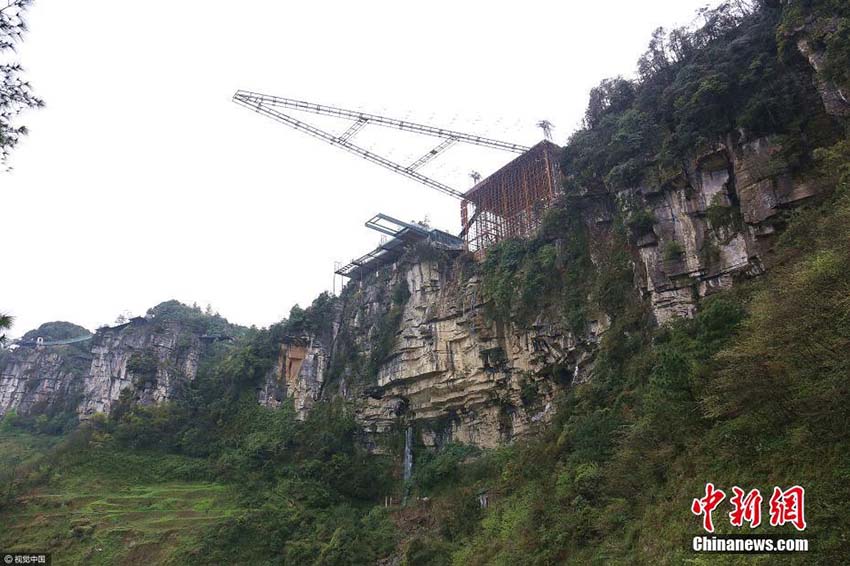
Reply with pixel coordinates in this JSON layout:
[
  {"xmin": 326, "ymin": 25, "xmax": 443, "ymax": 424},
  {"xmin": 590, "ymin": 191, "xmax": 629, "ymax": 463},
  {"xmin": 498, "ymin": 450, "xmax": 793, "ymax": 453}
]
[
  {"xmin": 233, "ymin": 91, "xmax": 561, "ymax": 254},
  {"xmin": 461, "ymin": 141, "xmax": 561, "ymax": 254}
]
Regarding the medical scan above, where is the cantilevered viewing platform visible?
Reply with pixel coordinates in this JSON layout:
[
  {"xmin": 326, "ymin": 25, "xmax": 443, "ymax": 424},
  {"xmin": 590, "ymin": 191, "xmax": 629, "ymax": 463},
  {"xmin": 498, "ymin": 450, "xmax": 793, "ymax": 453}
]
[{"xmin": 335, "ymin": 213, "xmax": 464, "ymax": 280}]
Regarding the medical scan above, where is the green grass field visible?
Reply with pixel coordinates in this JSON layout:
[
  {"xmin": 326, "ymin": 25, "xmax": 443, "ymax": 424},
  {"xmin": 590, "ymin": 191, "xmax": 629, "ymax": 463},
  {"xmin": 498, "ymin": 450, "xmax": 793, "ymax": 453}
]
[
  {"xmin": 0, "ymin": 432, "xmax": 243, "ymax": 565},
  {"xmin": 0, "ymin": 431, "xmax": 60, "ymax": 470}
]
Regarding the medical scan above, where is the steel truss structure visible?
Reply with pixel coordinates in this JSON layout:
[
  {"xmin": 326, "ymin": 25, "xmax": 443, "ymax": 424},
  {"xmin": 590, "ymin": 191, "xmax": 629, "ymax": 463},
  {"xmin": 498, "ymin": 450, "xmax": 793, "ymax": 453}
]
[
  {"xmin": 335, "ymin": 213, "xmax": 464, "ymax": 279},
  {"xmin": 233, "ymin": 91, "xmax": 559, "ymax": 254},
  {"xmin": 232, "ymin": 90, "xmax": 528, "ymax": 199}
]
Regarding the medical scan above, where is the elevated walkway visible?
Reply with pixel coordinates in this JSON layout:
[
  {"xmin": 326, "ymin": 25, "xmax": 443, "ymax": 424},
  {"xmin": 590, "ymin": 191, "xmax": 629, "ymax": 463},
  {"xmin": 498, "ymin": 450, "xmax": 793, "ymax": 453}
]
[{"xmin": 335, "ymin": 213, "xmax": 464, "ymax": 280}]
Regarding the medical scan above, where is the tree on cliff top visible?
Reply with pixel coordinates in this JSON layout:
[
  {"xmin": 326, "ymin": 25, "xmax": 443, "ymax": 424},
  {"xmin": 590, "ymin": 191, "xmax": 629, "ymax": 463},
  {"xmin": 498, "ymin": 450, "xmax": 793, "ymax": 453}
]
[
  {"xmin": 20, "ymin": 320, "xmax": 89, "ymax": 342},
  {"xmin": 1, "ymin": 0, "xmax": 42, "ymax": 165},
  {"xmin": 0, "ymin": 312, "xmax": 12, "ymax": 344}
]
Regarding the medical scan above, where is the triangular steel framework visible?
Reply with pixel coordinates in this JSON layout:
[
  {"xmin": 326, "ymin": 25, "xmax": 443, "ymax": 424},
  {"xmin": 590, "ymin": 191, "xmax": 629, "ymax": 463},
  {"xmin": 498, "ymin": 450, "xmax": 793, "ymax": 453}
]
[{"xmin": 232, "ymin": 90, "xmax": 529, "ymax": 200}]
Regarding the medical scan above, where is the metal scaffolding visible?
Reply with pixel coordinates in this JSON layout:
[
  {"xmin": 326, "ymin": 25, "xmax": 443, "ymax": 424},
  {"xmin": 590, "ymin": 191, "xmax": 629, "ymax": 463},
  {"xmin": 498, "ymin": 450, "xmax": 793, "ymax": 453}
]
[
  {"xmin": 461, "ymin": 140, "xmax": 561, "ymax": 254},
  {"xmin": 233, "ymin": 91, "xmax": 562, "ymax": 256}
]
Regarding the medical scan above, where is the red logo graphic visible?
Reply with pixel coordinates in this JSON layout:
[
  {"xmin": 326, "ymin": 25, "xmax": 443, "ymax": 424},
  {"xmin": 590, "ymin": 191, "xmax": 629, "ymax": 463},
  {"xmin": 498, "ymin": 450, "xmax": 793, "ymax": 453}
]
[
  {"xmin": 693, "ymin": 484, "xmax": 807, "ymax": 532},
  {"xmin": 692, "ymin": 482, "xmax": 726, "ymax": 533},
  {"xmin": 769, "ymin": 486, "xmax": 807, "ymax": 531},
  {"xmin": 729, "ymin": 486, "xmax": 763, "ymax": 528}
]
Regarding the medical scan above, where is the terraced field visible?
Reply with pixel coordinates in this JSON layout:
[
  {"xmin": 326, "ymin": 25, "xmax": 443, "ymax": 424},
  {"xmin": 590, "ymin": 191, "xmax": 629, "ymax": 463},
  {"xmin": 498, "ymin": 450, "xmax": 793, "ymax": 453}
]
[{"xmin": 0, "ymin": 433, "xmax": 243, "ymax": 565}]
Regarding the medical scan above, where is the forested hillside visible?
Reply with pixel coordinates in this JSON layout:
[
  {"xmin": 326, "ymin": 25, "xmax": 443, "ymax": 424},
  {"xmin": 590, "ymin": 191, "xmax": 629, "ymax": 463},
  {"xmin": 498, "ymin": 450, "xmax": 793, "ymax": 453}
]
[{"xmin": 2, "ymin": 1, "xmax": 849, "ymax": 564}]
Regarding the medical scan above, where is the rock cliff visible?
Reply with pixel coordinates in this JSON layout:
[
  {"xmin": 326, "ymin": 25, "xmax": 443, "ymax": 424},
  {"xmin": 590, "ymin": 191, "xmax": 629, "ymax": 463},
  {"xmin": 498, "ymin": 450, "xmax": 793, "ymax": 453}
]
[
  {"xmin": 258, "ymin": 336, "xmax": 327, "ymax": 419},
  {"xmin": 297, "ymin": 30, "xmax": 850, "ymax": 447},
  {"xmin": 319, "ymin": 256, "xmax": 601, "ymax": 449},
  {"xmin": 0, "ymin": 343, "xmax": 88, "ymax": 418},
  {"xmin": 0, "ymin": 304, "xmax": 232, "ymax": 421},
  {"xmin": 625, "ymin": 133, "xmax": 827, "ymax": 323},
  {"xmin": 2, "ymin": 9, "xmax": 847, "ymax": 450},
  {"xmin": 78, "ymin": 317, "xmax": 202, "ymax": 416},
  {"xmin": 790, "ymin": 15, "xmax": 850, "ymax": 119}
]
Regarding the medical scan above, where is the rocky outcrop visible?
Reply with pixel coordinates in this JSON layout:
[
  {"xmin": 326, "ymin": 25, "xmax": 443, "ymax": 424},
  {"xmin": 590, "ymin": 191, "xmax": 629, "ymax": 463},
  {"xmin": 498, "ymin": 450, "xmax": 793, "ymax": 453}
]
[
  {"xmin": 298, "ymin": 107, "xmax": 841, "ymax": 445},
  {"xmin": 618, "ymin": 11, "xmax": 850, "ymax": 324},
  {"xmin": 625, "ymin": 135, "xmax": 820, "ymax": 323},
  {"xmin": 318, "ymin": 118, "xmax": 841, "ymax": 446},
  {"xmin": 0, "ymin": 344, "xmax": 88, "ymax": 417},
  {"xmin": 790, "ymin": 16, "xmax": 850, "ymax": 119},
  {"xmin": 796, "ymin": 35, "xmax": 850, "ymax": 118},
  {"xmin": 0, "ymin": 315, "xmax": 206, "ymax": 419},
  {"xmin": 327, "ymin": 260, "xmax": 603, "ymax": 449},
  {"xmin": 79, "ymin": 318, "xmax": 201, "ymax": 416},
  {"xmin": 258, "ymin": 337, "xmax": 327, "ymax": 419}
]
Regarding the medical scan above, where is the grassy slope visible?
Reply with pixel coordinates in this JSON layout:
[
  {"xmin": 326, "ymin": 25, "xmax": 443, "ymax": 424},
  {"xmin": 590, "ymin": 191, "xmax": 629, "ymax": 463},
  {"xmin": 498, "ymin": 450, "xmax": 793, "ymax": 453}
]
[
  {"xmin": 394, "ymin": 175, "xmax": 850, "ymax": 564},
  {"xmin": 0, "ymin": 431, "xmax": 242, "ymax": 565},
  {"xmin": 0, "ymin": 431, "xmax": 60, "ymax": 470}
]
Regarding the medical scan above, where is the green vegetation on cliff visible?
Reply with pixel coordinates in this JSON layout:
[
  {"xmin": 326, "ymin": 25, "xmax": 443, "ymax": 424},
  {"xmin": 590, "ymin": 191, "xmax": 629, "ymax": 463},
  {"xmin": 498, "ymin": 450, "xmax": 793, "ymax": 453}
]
[
  {"xmin": 403, "ymin": 138, "xmax": 849, "ymax": 565},
  {"xmin": 145, "ymin": 300, "xmax": 245, "ymax": 339},
  {"xmin": 562, "ymin": 0, "xmax": 845, "ymax": 195},
  {"xmin": 1, "ymin": 295, "xmax": 395, "ymax": 565},
  {"xmin": 21, "ymin": 321, "xmax": 91, "ymax": 343},
  {"xmin": 2, "ymin": 1, "xmax": 850, "ymax": 564},
  {"xmin": 402, "ymin": 2, "xmax": 850, "ymax": 564}
]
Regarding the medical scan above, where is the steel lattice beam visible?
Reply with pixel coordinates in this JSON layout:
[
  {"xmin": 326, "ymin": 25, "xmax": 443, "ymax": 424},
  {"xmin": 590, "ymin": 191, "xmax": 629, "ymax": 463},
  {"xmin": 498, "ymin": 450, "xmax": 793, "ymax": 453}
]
[
  {"xmin": 233, "ymin": 90, "xmax": 529, "ymax": 153},
  {"xmin": 408, "ymin": 138, "xmax": 457, "ymax": 171},
  {"xmin": 338, "ymin": 118, "xmax": 368, "ymax": 142},
  {"xmin": 233, "ymin": 94, "xmax": 466, "ymax": 199}
]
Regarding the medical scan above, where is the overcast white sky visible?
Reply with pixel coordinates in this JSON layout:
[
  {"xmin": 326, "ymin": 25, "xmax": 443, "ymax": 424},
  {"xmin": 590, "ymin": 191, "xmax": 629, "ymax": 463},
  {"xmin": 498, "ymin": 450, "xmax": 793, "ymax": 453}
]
[{"xmin": 2, "ymin": 0, "xmax": 714, "ymax": 337}]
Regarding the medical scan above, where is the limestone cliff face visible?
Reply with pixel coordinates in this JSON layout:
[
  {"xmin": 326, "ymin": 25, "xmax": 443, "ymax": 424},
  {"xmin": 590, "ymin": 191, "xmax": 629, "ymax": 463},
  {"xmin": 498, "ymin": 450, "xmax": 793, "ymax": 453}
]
[
  {"xmin": 258, "ymin": 337, "xmax": 327, "ymax": 419},
  {"xmin": 324, "ymin": 260, "xmax": 601, "ymax": 449},
  {"xmin": 622, "ymin": 134, "xmax": 826, "ymax": 323},
  {"xmin": 615, "ymin": 27, "xmax": 849, "ymax": 324},
  {"xmin": 0, "ymin": 344, "xmax": 88, "ymax": 417},
  {"xmin": 0, "ymin": 316, "xmax": 205, "ymax": 419},
  {"xmin": 79, "ymin": 318, "xmax": 202, "ymax": 416},
  {"xmin": 317, "ymin": 110, "xmax": 846, "ymax": 449},
  {"xmin": 789, "ymin": 16, "xmax": 850, "ymax": 119},
  {"xmin": 312, "ymin": 124, "xmax": 838, "ymax": 448}
]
